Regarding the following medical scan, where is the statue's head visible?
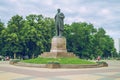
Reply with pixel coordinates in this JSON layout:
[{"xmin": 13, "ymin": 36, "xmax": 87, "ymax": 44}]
[{"xmin": 57, "ymin": 8, "xmax": 61, "ymax": 13}]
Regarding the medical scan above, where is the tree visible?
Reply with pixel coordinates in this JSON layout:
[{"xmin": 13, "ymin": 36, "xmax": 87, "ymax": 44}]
[
  {"xmin": 64, "ymin": 22, "xmax": 116, "ymax": 59},
  {"xmin": 5, "ymin": 15, "xmax": 24, "ymax": 59},
  {"xmin": 0, "ymin": 20, "xmax": 5, "ymax": 56},
  {"xmin": 0, "ymin": 14, "xmax": 117, "ymax": 60},
  {"xmin": 22, "ymin": 14, "xmax": 54, "ymax": 58},
  {"xmin": 64, "ymin": 22, "xmax": 97, "ymax": 59},
  {"xmin": 92, "ymin": 28, "xmax": 116, "ymax": 59}
]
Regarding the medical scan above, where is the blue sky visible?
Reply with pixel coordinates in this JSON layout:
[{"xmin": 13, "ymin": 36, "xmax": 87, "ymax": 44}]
[{"xmin": 0, "ymin": 0, "xmax": 120, "ymax": 38}]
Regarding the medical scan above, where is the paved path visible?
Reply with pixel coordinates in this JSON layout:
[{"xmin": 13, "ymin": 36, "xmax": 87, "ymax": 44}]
[{"xmin": 0, "ymin": 60, "xmax": 120, "ymax": 80}]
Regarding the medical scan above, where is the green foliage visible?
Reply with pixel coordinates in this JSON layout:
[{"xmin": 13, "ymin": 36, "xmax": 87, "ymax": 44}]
[
  {"xmin": 22, "ymin": 57, "xmax": 96, "ymax": 64},
  {"xmin": 0, "ymin": 21, "xmax": 6, "ymax": 56},
  {"xmin": 9, "ymin": 59, "xmax": 20, "ymax": 64},
  {"xmin": 64, "ymin": 22, "xmax": 116, "ymax": 59},
  {"xmin": 0, "ymin": 14, "xmax": 55, "ymax": 59},
  {"xmin": 0, "ymin": 14, "xmax": 117, "ymax": 59},
  {"xmin": 96, "ymin": 61, "xmax": 108, "ymax": 67},
  {"xmin": 117, "ymin": 58, "xmax": 120, "ymax": 60}
]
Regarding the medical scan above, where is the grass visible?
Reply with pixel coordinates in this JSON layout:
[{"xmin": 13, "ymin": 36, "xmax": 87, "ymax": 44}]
[{"xmin": 22, "ymin": 57, "xmax": 96, "ymax": 64}]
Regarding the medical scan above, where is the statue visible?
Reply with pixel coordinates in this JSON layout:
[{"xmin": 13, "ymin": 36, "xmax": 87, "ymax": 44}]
[{"xmin": 55, "ymin": 9, "xmax": 65, "ymax": 36}]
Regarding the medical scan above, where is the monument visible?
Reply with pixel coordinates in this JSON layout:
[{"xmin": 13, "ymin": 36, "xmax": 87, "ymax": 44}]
[
  {"xmin": 41, "ymin": 9, "xmax": 76, "ymax": 58},
  {"xmin": 55, "ymin": 8, "xmax": 64, "ymax": 36}
]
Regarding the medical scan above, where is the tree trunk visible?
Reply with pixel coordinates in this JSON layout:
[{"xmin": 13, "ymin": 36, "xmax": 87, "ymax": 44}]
[
  {"xmin": 14, "ymin": 53, "xmax": 16, "ymax": 59},
  {"xmin": 32, "ymin": 54, "xmax": 34, "ymax": 59}
]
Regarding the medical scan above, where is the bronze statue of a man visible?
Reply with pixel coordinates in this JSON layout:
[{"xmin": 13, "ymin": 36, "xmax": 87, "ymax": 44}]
[{"xmin": 55, "ymin": 9, "xmax": 65, "ymax": 36}]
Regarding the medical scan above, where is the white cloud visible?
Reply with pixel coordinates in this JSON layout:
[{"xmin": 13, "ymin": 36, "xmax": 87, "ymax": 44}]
[
  {"xmin": 79, "ymin": 6, "xmax": 88, "ymax": 13},
  {"xmin": 65, "ymin": 17, "xmax": 86, "ymax": 24},
  {"xmin": 0, "ymin": 0, "xmax": 120, "ymax": 38},
  {"xmin": 106, "ymin": 29, "xmax": 120, "ymax": 38},
  {"xmin": 9, "ymin": 0, "xmax": 17, "ymax": 2},
  {"xmin": 101, "ymin": 9, "xmax": 110, "ymax": 15},
  {"xmin": 38, "ymin": 0, "xmax": 53, "ymax": 6}
]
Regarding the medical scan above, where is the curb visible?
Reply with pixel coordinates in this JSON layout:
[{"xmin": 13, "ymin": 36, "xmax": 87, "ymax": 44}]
[{"xmin": 11, "ymin": 62, "xmax": 108, "ymax": 69}]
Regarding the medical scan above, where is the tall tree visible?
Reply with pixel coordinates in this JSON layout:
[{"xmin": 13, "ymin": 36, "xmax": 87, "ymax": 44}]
[
  {"xmin": 64, "ymin": 22, "xmax": 97, "ymax": 59},
  {"xmin": 6, "ymin": 15, "xmax": 24, "ymax": 58},
  {"xmin": 64, "ymin": 22, "xmax": 116, "ymax": 59},
  {"xmin": 0, "ymin": 20, "xmax": 5, "ymax": 56},
  {"xmin": 23, "ymin": 14, "xmax": 54, "ymax": 58},
  {"xmin": 0, "ymin": 14, "xmax": 117, "ymax": 60}
]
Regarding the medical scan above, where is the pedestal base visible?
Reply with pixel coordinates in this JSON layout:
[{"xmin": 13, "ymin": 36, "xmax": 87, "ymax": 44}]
[
  {"xmin": 40, "ymin": 36, "xmax": 77, "ymax": 58},
  {"xmin": 41, "ymin": 52, "xmax": 76, "ymax": 58}
]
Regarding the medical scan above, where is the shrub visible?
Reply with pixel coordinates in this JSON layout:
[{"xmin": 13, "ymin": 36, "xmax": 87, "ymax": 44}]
[
  {"xmin": 116, "ymin": 58, "xmax": 120, "ymax": 60},
  {"xmin": 96, "ymin": 61, "xmax": 108, "ymax": 67},
  {"xmin": 47, "ymin": 61, "xmax": 60, "ymax": 64},
  {"xmin": 9, "ymin": 59, "xmax": 20, "ymax": 64}
]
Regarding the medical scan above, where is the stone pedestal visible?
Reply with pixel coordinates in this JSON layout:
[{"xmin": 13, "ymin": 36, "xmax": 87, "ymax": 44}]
[
  {"xmin": 40, "ymin": 36, "xmax": 76, "ymax": 58},
  {"xmin": 50, "ymin": 36, "xmax": 67, "ymax": 53}
]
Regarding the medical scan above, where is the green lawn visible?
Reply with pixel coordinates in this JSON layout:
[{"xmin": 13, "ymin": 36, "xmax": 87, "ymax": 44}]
[{"xmin": 22, "ymin": 57, "xmax": 96, "ymax": 64}]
